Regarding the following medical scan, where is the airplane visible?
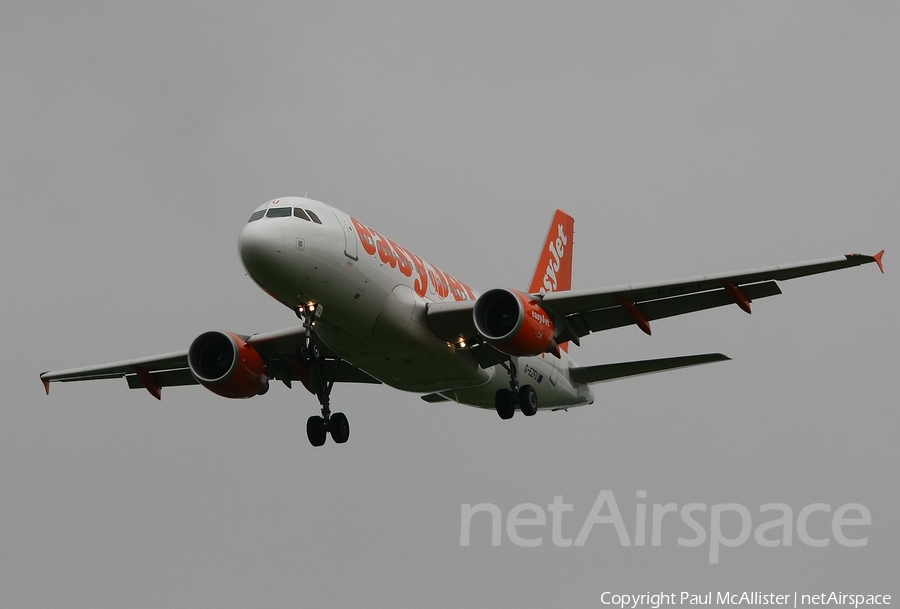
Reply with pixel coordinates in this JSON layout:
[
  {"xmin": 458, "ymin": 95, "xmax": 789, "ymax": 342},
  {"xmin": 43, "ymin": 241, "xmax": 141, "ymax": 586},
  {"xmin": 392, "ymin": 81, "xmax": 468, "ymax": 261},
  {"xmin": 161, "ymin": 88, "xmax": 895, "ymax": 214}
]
[{"xmin": 40, "ymin": 197, "xmax": 884, "ymax": 446}]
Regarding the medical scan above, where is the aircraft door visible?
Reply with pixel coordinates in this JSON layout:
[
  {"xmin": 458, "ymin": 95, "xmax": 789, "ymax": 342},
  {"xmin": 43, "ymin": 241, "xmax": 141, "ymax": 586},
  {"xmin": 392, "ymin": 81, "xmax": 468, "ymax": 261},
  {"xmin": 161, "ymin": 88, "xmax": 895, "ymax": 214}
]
[{"xmin": 331, "ymin": 209, "xmax": 358, "ymax": 260}]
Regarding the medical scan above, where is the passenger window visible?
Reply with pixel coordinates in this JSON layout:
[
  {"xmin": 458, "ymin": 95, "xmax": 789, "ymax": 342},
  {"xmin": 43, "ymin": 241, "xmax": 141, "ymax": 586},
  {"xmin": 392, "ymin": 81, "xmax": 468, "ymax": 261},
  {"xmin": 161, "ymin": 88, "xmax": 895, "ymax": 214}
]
[
  {"xmin": 293, "ymin": 208, "xmax": 311, "ymax": 221},
  {"xmin": 306, "ymin": 209, "xmax": 322, "ymax": 224},
  {"xmin": 247, "ymin": 210, "xmax": 265, "ymax": 222},
  {"xmin": 266, "ymin": 207, "xmax": 292, "ymax": 218}
]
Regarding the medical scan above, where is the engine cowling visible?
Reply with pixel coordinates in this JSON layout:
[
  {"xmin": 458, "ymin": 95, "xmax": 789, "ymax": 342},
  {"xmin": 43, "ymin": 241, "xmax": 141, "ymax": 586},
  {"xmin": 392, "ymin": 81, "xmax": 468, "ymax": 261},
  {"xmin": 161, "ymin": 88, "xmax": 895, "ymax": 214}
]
[
  {"xmin": 188, "ymin": 331, "xmax": 269, "ymax": 398},
  {"xmin": 473, "ymin": 288, "xmax": 557, "ymax": 356}
]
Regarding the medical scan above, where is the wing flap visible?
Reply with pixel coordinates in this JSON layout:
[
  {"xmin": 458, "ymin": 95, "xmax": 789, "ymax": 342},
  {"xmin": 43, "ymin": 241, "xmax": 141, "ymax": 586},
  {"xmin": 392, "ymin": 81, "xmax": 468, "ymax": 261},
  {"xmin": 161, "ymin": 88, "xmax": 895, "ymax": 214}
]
[
  {"xmin": 126, "ymin": 368, "xmax": 198, "ymax": 390},
  {"xmin": 420, "ymin": 392, "xmax": 452, "ymax": 403},
  {"xmin": 570, "ymin": 353, "xmax": 730, "ymax": 384},
  {"xmin": 246, "ymin": 326, "xmax": 310, "ymax": 356},
  {"xmin": 425, "ymin": 300, "xmax": 477, "ymax": 344}
]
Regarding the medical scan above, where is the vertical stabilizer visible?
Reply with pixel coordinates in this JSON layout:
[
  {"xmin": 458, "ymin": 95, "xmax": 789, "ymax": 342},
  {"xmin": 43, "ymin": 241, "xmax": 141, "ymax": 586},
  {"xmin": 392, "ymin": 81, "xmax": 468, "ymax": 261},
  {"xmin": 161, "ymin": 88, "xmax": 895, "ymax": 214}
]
[
  {"xmin": 529, "ymin": 209, "xmax": 575, "ymax": 350},
  {"xmin": 529, "ymin": 209, "xmax": 575, "ymax": 294}
]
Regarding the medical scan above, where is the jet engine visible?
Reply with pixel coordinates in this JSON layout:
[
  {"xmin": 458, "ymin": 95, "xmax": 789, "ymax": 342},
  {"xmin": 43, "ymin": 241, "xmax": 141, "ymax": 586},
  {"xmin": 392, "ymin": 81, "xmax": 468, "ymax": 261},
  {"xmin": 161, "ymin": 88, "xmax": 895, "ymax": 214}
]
[
  {"xmin": 188, "ymin": 331, "xmax": 269, "ymax": 398},
  {"xmin": 473, "ymin": 288, "xmax": 558, "ymax": 357}
]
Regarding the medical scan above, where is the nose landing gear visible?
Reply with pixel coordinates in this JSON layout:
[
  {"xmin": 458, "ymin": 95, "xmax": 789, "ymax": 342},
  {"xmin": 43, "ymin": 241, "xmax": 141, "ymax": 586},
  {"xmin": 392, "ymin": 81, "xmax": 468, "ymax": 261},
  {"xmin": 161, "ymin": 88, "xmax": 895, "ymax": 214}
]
[{"xmin": 298, "ymin": 305, "xmax": 350, "ymax": 447}]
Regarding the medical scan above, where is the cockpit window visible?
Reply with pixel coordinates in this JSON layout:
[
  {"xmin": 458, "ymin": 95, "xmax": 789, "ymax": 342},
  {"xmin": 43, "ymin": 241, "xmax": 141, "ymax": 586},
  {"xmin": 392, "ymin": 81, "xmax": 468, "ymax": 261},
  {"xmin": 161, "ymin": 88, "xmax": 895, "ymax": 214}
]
[{"xmin": 250, "ymin": 206, "xmax": 323, "ymax": 223}]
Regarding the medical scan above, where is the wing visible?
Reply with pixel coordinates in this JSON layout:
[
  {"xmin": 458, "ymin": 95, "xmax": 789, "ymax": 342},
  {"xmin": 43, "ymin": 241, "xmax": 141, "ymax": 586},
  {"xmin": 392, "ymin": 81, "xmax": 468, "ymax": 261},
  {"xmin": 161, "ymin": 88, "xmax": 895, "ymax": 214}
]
[
  {"xmin": 426, "ymin": 251, "xmax": 884, "ymax": 349},
  {"xmin": 40, "ymin": 350, "xmax": 195, "ymax": 397},
  {"xmin": 40, "ymin": 325, "xmax": 380, "ymax": 399}
]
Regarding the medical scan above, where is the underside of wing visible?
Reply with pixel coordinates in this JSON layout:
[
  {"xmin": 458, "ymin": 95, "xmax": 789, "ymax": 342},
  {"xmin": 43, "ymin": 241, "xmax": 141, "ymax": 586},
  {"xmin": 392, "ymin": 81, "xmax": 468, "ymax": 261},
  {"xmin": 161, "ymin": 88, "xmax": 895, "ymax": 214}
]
[
  {"xmin": 246, "ymin": 327, "xmax": 381, "ymax": 387},
  {"xmin": 425, "ymin": 251, "xmax": 883, "ymax": 358},
  {"xmin": 553, "ymin": 281, "xmax": 782, "ymax": 340},
  {"xmin": 569, "ymin": 353, "xmax": 730, "ymax": 384},
  {"xmin": 425, "ymin": 300, "xmax": 476, "ymax": 345},
  {"xmin": 541, "ymin": 252, "xmax": 883, "ymax": 343},
  {"xmin": 40, "ymin": 351, "xmax": 194, "ymax": 395},
  {"xmin": 41, "ymin": 325, "xmax": 379, "ymax": 400}
]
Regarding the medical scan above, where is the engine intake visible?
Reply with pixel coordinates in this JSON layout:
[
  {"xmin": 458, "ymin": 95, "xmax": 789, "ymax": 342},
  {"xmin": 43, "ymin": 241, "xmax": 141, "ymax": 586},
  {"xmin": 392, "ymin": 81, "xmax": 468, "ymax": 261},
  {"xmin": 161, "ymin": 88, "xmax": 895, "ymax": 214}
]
[
  {"xmin": 473, "ymin": 288, "xmax": 557, "ymax": 357},
  {"xmin": 188, "ymin": 331, "xmax": 269, "ymax": 398}
]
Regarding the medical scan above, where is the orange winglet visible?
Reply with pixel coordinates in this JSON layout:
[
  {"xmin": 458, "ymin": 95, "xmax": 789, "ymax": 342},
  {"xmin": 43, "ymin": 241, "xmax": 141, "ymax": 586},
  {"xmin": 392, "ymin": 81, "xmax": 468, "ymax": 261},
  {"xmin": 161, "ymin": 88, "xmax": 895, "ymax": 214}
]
[
  {"xmin": 615, "ymin": 295, "xmax": 652, "ymax": 336},
  {"xmin": 873, "ymin": 250, "xmax": 885, "ymax": 274},
  {"xmin": 722, "ymin": 280, "xmax": 752, "ymax": 314},
  {"xmin": 42, "ymin": 377, "xmax": 50, "ymax": 395},
  {"xmin": 133, "ymin": 367, "xmax": 162, "ymax": 400}
]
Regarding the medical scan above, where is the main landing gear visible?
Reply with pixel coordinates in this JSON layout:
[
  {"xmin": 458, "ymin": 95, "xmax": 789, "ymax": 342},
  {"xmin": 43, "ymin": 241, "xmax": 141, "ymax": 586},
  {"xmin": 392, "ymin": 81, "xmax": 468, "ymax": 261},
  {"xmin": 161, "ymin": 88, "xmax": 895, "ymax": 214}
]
[
  {"xmin": 306, "ymin": 410, "xmax": 349, "ymax": 447},
  {"xmin": 494, "ymin": 358, "xmax": 538, "ymax": 420},
  {"xmin": 298, "ymin": 306, "xmax": 350, "ymax": 447}
]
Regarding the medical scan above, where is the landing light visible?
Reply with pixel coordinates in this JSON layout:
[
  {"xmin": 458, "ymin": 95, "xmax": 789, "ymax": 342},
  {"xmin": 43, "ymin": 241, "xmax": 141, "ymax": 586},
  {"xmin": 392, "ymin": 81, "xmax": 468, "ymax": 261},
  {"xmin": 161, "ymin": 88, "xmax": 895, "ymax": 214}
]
[{"xmin": 459, "ymin": 341, "xmax": 467, "ymax": 348}]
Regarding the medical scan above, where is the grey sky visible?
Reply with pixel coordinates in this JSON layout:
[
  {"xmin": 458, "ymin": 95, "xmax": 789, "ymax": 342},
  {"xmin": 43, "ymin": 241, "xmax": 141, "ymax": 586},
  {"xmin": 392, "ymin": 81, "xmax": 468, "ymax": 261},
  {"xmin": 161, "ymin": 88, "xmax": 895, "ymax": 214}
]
[{"xmin": 2, "ymin": 2, "xmax": 898, "ymax": 607}]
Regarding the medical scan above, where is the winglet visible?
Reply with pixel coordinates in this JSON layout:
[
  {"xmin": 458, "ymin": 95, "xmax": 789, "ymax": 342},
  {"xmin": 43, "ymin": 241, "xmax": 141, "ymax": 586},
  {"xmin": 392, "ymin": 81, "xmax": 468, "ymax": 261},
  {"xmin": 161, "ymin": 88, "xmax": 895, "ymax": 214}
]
[
  {"xmin": 873, "ymin": 249, "xmax": 885, "ymax": 274},
  {"xmin": 41, "ymin": 375, "xmax": 50, "ymax": 395}
]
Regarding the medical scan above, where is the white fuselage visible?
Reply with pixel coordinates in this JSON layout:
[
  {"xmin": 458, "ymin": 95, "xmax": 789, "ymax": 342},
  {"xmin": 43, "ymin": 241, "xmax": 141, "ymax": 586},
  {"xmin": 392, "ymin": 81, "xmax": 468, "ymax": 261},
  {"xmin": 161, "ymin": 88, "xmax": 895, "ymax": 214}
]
[{"xmin": 238, "ymin": 197, "xmax": 594, "ymax": 410}]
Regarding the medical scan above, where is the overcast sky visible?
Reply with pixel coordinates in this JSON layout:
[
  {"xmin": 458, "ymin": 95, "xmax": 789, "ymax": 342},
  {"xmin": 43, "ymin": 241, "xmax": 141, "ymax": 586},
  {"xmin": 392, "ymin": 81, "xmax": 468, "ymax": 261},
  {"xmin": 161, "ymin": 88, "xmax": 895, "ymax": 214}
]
[{"xmin": 2, "ymin": 2, "xmax": 898, "ymax": 607}]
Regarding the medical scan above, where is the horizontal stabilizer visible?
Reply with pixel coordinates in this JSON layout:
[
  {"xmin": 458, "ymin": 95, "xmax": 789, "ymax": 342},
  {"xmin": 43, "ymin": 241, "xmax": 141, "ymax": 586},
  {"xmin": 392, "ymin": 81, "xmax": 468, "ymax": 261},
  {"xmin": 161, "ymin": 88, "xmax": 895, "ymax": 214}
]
[{"xmin": 569, "ymin": 353, "xmax": 730, "ymax": 384}]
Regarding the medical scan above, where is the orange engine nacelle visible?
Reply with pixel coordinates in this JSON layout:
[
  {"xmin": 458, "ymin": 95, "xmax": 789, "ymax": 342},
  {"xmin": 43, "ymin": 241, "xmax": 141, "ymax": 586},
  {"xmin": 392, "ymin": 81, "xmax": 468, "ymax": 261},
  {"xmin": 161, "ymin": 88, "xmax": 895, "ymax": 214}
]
[
  {"xmin": 473, "ymin": 288, "xmax": 558, "ymax": 357},
  {"xmin": 188, "ymin": 331, "xmax": 269, "ymax": 398}
]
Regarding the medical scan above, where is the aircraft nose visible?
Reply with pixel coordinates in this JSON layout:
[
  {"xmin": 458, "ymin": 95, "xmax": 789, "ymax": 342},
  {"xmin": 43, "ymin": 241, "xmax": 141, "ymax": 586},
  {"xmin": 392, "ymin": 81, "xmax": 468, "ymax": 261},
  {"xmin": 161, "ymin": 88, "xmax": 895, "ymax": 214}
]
[{"xmin": 238, "ymin": 219, "xmax": 285, "ymax": 273}]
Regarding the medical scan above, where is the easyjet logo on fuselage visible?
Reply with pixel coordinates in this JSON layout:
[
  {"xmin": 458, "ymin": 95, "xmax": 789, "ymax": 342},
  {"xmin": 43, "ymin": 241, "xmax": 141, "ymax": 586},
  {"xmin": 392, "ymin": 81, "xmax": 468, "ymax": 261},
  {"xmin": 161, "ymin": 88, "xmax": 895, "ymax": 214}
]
[
  {"xmin": 350, "ymin": 216, "xmax": 476, "ymax": 302},
  {"xmin": 541, "ymin": 223, "xmax": 569, "ymax": 294}
]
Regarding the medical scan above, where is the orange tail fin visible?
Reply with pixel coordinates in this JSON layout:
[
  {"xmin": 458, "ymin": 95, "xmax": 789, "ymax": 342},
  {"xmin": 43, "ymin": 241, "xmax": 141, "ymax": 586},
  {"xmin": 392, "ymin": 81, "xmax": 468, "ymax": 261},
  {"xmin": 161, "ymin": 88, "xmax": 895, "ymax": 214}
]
[
  {"xmin": 529, "ymin": 209, "xmax": 575, "ymax": 294},
  {"xmin": 529, "ymin": 209, "xmax": 575, "ymax": 350}
]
